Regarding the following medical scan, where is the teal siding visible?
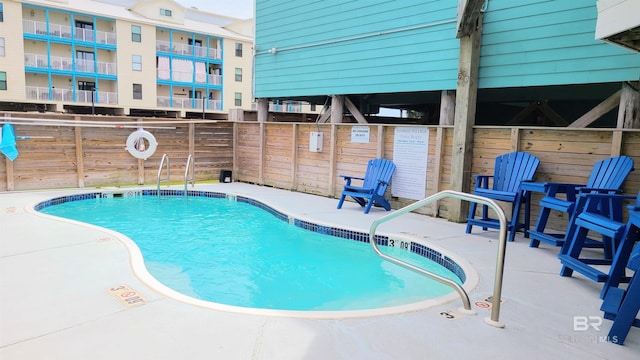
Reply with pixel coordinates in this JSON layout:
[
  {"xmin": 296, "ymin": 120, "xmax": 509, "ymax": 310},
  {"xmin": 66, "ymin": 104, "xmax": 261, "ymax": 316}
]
[
  {"xmin": 254, "ymin": 0, "xmax": 640, "ymax": 99},
  {"xmin": 254, "ymin": 0, "xmax": 460, "ymax": 98},
  {"xmin": 479, "ymin": 0, "xmax": 640, "ymax": 88}
]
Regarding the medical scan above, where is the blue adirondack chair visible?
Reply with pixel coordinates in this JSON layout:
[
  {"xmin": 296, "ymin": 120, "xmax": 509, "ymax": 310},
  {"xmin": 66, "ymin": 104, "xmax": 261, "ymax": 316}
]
[
  {"xmin": 600, "ymin": 241, "xmax": 640, "ymax": 345},
  {"xmin": 337, "ymin": 158, "xmax": 396, "ymax": 214},
  {"xmin": 465, "ymin": 152, "xmax": 540, "ymax": 242},
  {"xmin": 558, "ymin": 192, "xmax": 640, "ymax": 298},
  {"xmin": 529, "ymin": 156, "xmax": 634, "ymax": 250}
]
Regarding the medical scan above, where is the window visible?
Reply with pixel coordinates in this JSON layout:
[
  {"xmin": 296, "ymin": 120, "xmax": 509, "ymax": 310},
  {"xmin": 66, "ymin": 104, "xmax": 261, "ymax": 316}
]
[
  {"xmin": 235, "ymin": 43, "xmax": 243, "ymax": 57},
  {"xmin": 131, "ymin": 25, "xmax": 141, "ymax": 42},
  {"xmin": 0, "ymin": 37, "xmax": 5, "ymax": 57},
  {"xmin": 0, "ymin": 3, "xmax": 4, "ymax": 22},
  {"xmin": 235, "ymin": 68, "xmax": 242, "ymax": 82},
  {"xmin": 234, "ymin": 92, "xmax": 242, "ymax": 106},
  {"xmin": 160, "ymin": 8, "xmax": 172, "ymax": 17},
  {"xmin": 310, "ymin": 104, "xmax": 316, "ymax": 111},
  {"xmin": 132, "ymin": 55, "xmax": 142, "ymax": 71},
  {"xmin": 0, "ymin": 72, "xmax": 6, "ymax": 90},
  {"xmin": 133, "ymin": 84, "xmax": 142, "ymax": 99}
]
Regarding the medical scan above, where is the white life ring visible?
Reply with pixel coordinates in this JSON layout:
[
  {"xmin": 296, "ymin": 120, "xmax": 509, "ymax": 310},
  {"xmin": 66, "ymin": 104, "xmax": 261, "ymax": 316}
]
[{"xmin": 125, "ymin": 130, "xmax": 158, "ymax": 160}]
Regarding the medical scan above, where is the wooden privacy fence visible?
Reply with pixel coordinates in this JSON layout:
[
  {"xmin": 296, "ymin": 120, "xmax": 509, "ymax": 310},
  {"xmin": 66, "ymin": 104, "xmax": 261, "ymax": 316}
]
[
  {"xmin": 2, "ymin": 114, "xmax": 639, "ymax": 233},
  {"xmin": 0, "ymin": 114, "xmax": 234, "ymax": 191},
  {"xmin": 234, "ymin": 122, "xmax": 640, "ymax": 231}
]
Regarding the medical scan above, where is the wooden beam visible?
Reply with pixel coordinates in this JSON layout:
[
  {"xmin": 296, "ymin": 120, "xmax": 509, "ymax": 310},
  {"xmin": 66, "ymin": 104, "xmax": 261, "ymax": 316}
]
[
  {"xmin": 74, "ymin": 125, "xmax": 85, "ymax": 188},
  {"xmin": 568, "ymin": 90, "xmax": 622, "ymax": 128},
  {"xmin": 331, "ymin": 95, "xmax": 344, "ymax": 123},
  {"xmin": 617, "ymin": 81, "xmax": 640, "ymax": 129},
  {"xmin": 449, "ymin": 15, "xmax": 483, "ymax": 223},
  {"xmin": 439, "ymin": 90, "xmax": 456, "ymax": 125},
  {"xmin": 291, "ymin": 124, "xmax": 298, "ymax": 190},
  {"xmin": 538, "ymin": 102, "xmax": 568, "ymax": 126},
  {"xmin": 344, "ymin": 97, "xmax": 368, "ymax": 124},
  {"xmin": 506, "ymin": 102, "xmax": 537, "ymax": 125},
  {"xmin": 431, "ymin": 127, "xmax": 445, "ymax": 217},
  {"xmin": 317, "ymin": 104, "xmax": 331, "ymax": 123},
  {"xmin": 456, "ymin": 0, "xmax": 485, "ymax": 38}
]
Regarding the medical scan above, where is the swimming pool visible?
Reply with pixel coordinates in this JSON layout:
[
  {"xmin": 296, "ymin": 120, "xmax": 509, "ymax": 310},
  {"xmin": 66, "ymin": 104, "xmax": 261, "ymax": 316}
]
[{"xmin": 35, "ymin": 189, "xmax": 472, "ymax": 316}]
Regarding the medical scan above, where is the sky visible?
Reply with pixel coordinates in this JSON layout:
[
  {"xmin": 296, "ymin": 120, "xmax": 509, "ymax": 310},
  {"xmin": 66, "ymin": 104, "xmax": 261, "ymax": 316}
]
[{"xmin": 175, "ymin": 0, "xmax": 254, "ymax": 19}]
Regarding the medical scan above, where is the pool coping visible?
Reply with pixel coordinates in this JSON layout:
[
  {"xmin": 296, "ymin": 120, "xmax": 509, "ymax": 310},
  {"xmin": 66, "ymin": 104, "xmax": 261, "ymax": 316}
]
[{"xmin": 27, "ymin": 187, "xmax": 479, "ymax": 320}]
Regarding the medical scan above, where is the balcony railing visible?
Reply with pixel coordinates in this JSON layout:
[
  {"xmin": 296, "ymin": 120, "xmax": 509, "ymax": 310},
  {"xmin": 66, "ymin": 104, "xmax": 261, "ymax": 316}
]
[
  {"xmin": 25, "ymin": 54, "xmax": 116, "ymax": 75},
  {"xmin": 157, "ymin": 97, "xmax": 222, "ymax": 110},
  {"xmin": 251, "ymin": 101, "xmax": 305, "ymax": 113},
  {"xmin": 26, "ymin": 86, "xmax": 117, "ymax": 104},
  {"xmin": 22, "ymin": 19, "xmax": 116, "ymax": 44},
  {"xmin": 156, "ymin": 40, "xmax": 221, "ymax": 60},
  {"xmin": 24, "ymin": 53, "xmax": 48, "ymax": 68}
]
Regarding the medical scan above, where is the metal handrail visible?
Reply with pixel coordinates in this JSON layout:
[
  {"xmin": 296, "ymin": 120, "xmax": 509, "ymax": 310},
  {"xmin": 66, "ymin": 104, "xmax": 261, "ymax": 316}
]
[
  {"xmin": 184, "ymin": 154, "xmax": 195, "ymax": 194},
  {"xmin": 157, "ymin": 154, "xmax": 170, "ymax": 195},
  {"xmin": 369, "ymin": 190, "xmax": 507, "ymax": 328}
]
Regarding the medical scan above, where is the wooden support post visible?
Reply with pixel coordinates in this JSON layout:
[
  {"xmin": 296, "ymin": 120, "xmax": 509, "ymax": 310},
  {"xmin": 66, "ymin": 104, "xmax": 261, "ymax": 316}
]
[
  {"xmin": 440, "ymin": 90, "xmax": 456, "ymax": 125},
  {"xmin": 344, "ymin": 97, "xmax": 368, "ymax": 124},
  {"xmin": 510, "ymin": 128, "xmax": 520, "ymax": 152},
  {"xmin": 331, "ymin": 95, "xmax": 344, "ymax": 123},
  {"xmin": 617, "ymin": 81, "xmax": 640, "ymax": 129},
  {"xmin": 328, "ymin": 124, "xmax": 337, "ymax": 197},
  {"xmin": 569, "ymin": 90, "xmax": 622, "ymax": 128},
  {"xmin": 259, "ymin": 122, "xmax": 265, "ymax": 184},
  {"xmin": 449, "ymin": 17, "xmax": 482, "ymax": 223},
  {"xmin": 74, "ymin": 125, "xmax": 85, "ymax": 188},
  {"xmin": 291, "ymin": 124, "xmax": 298, "ymax": 190},
  {"xmin": 232, "ymin": 122, "xmax": 239, "ymax": 182},
  {"xmin": 376, "ymin": 125, "xmax": 384, "ymax": 158},
  {"xmin": 257, "ymin": 98, "xmax": 269, "ymax": 122}
]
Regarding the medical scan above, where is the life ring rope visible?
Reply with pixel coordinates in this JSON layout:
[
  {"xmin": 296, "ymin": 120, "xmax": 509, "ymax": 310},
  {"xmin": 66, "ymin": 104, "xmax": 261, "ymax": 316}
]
[{"xmin": 125, "ymin": 130, "xmax": 158, "ymax": 160}]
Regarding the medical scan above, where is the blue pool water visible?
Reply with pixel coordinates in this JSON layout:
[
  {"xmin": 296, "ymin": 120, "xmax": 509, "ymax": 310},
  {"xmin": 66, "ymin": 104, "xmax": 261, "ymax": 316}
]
[{"xmin": 39, "ymin": 193, "xmax": 462, "ymax": 311}]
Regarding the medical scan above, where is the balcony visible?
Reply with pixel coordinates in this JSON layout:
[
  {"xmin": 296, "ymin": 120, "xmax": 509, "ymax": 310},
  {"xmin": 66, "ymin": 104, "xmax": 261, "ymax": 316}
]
[
  {"xmin": 22, "ymin": 19, "xmax": 116, "ymax": 45},
  {"xmin": 26, "ymin": 86, "xmax": 117, "ymax": 105},
  {"xmin": 24, "ymin": 54, "xmax": 116, "ymax": 75},
  {"xmin": 156, "ymin": 40, "xmax": 221, "ymax": 60},
  {"xmin": 157, "ymin": 97, "xmax": 222, "ymax": 110},
  {"xmin": 24, "ymin": 53, "xmax": 48, "ymax": 69}
]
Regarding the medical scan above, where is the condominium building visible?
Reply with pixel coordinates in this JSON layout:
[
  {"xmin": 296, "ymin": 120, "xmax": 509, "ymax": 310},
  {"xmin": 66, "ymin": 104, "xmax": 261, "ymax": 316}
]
[{"xmin": 0, "ymin": 0, "xmax": 254, "ymax": 118}]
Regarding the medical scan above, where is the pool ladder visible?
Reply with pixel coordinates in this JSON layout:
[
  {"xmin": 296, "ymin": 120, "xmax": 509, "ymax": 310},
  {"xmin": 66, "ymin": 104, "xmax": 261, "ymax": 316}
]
[
  {"xmin": 157, "ymin": 154, "xmax": 170, "ymax": 195},
  {"xmin": 156, "ymin": 154, "xmax": 195, "ymax": 196},
  {"xmin": 184, "ymin": 154, "xmax": 195, "ymax": 194},
  {"xmin": 369, "ymin": 190, "xmax": 508, "ymax": 328}
]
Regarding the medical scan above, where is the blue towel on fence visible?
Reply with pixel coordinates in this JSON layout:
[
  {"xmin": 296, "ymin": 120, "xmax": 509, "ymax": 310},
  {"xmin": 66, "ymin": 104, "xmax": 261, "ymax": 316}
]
[{"xmin": 0, "ymin": 123, "xmax": 19, "ymax": 161}]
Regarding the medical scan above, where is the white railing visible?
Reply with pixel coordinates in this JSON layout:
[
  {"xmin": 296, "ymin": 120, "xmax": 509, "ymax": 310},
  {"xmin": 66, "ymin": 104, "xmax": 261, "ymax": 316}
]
[
  {"xmin": 26, "ymin": 86, "xmax": 50, "ymax": 101},
  {"xmin": 52, "ymin": 88, "xmax": 73, "ymax": 102},
  {"xmin": 208, "ymin": 99, "xmax": 222, "ymax": 110},
  {"xmin": 155, "ymin": 40, "xmax": 221, "ymax": 59},
  {"xmin": 96, "ymin": 30, "xmax": 117, "ymax": 45},
  {"xmin": 156, "ymin": 97, "xmax": 222, "ymax": 110},
  {"xmin": 22, "ymin": 19, "xmax": 115, "ymax": 43},
  {"xmin": 50, "ymin": 56, "xmax": 73, "ymax": 71},
  {"xmin": 24, "ymin": 53, "xmax": 48, "ymax": 68},
  {"xmin": 172, "ymin": 70, "xmax": 193, "ymax": 83},
  {"xmin": 208, "ymin": 74, "xmax": 222, "ymax": 85},
  {"xmin": 22, "ymin": 19, "xmax": 47, "ymax": 35},
  {"xmin": 97, "ymin": 61, "xmax": 117, "ymax": 75},
  {"xmin": 75, "ymin": 59, "xmax": 95, "ymax": 73},
  {"xmin": 74, "ymin": 27, "xmax": 94, "ymax": 42},
  {"xmin": 76, "ymin": 90, "xmax": 118, "ymax": 104}
]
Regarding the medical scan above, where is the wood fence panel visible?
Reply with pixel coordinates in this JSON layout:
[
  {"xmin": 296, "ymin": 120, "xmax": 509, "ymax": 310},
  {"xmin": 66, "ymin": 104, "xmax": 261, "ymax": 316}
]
[
  {"xmin": 235, "ymin": 123, "xmax": 262, "ymax": 184},
  {"xmin": 11, "ymin": 125, "xmax": 78, "ymax": 190},
  {"xmin": 264, "ymin": 124, "xmax": 294, "ymax": 189},
  {"xmin": 295, "ymin": 124, "xmax": 331, "ymax": 195},
  {"xmin": 193, "ymin": 123, "xmax": 234, "ymax": 181}
]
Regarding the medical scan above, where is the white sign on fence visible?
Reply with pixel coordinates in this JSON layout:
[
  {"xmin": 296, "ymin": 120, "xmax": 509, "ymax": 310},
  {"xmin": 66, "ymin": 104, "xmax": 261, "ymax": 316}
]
[
  {"xmin": 392, "ymin": 127, "xmax": 428, "ymax": 200},
  {"xmin": 351, "ymin": 126, "xmax": 370, "ymax": 143}
]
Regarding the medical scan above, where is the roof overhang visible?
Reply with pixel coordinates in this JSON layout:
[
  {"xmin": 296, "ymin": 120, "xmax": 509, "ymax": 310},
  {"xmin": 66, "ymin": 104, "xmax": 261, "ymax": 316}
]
[{"xmin": 595, "ymin": 0, "xmax": 640, "ymax": 52}]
